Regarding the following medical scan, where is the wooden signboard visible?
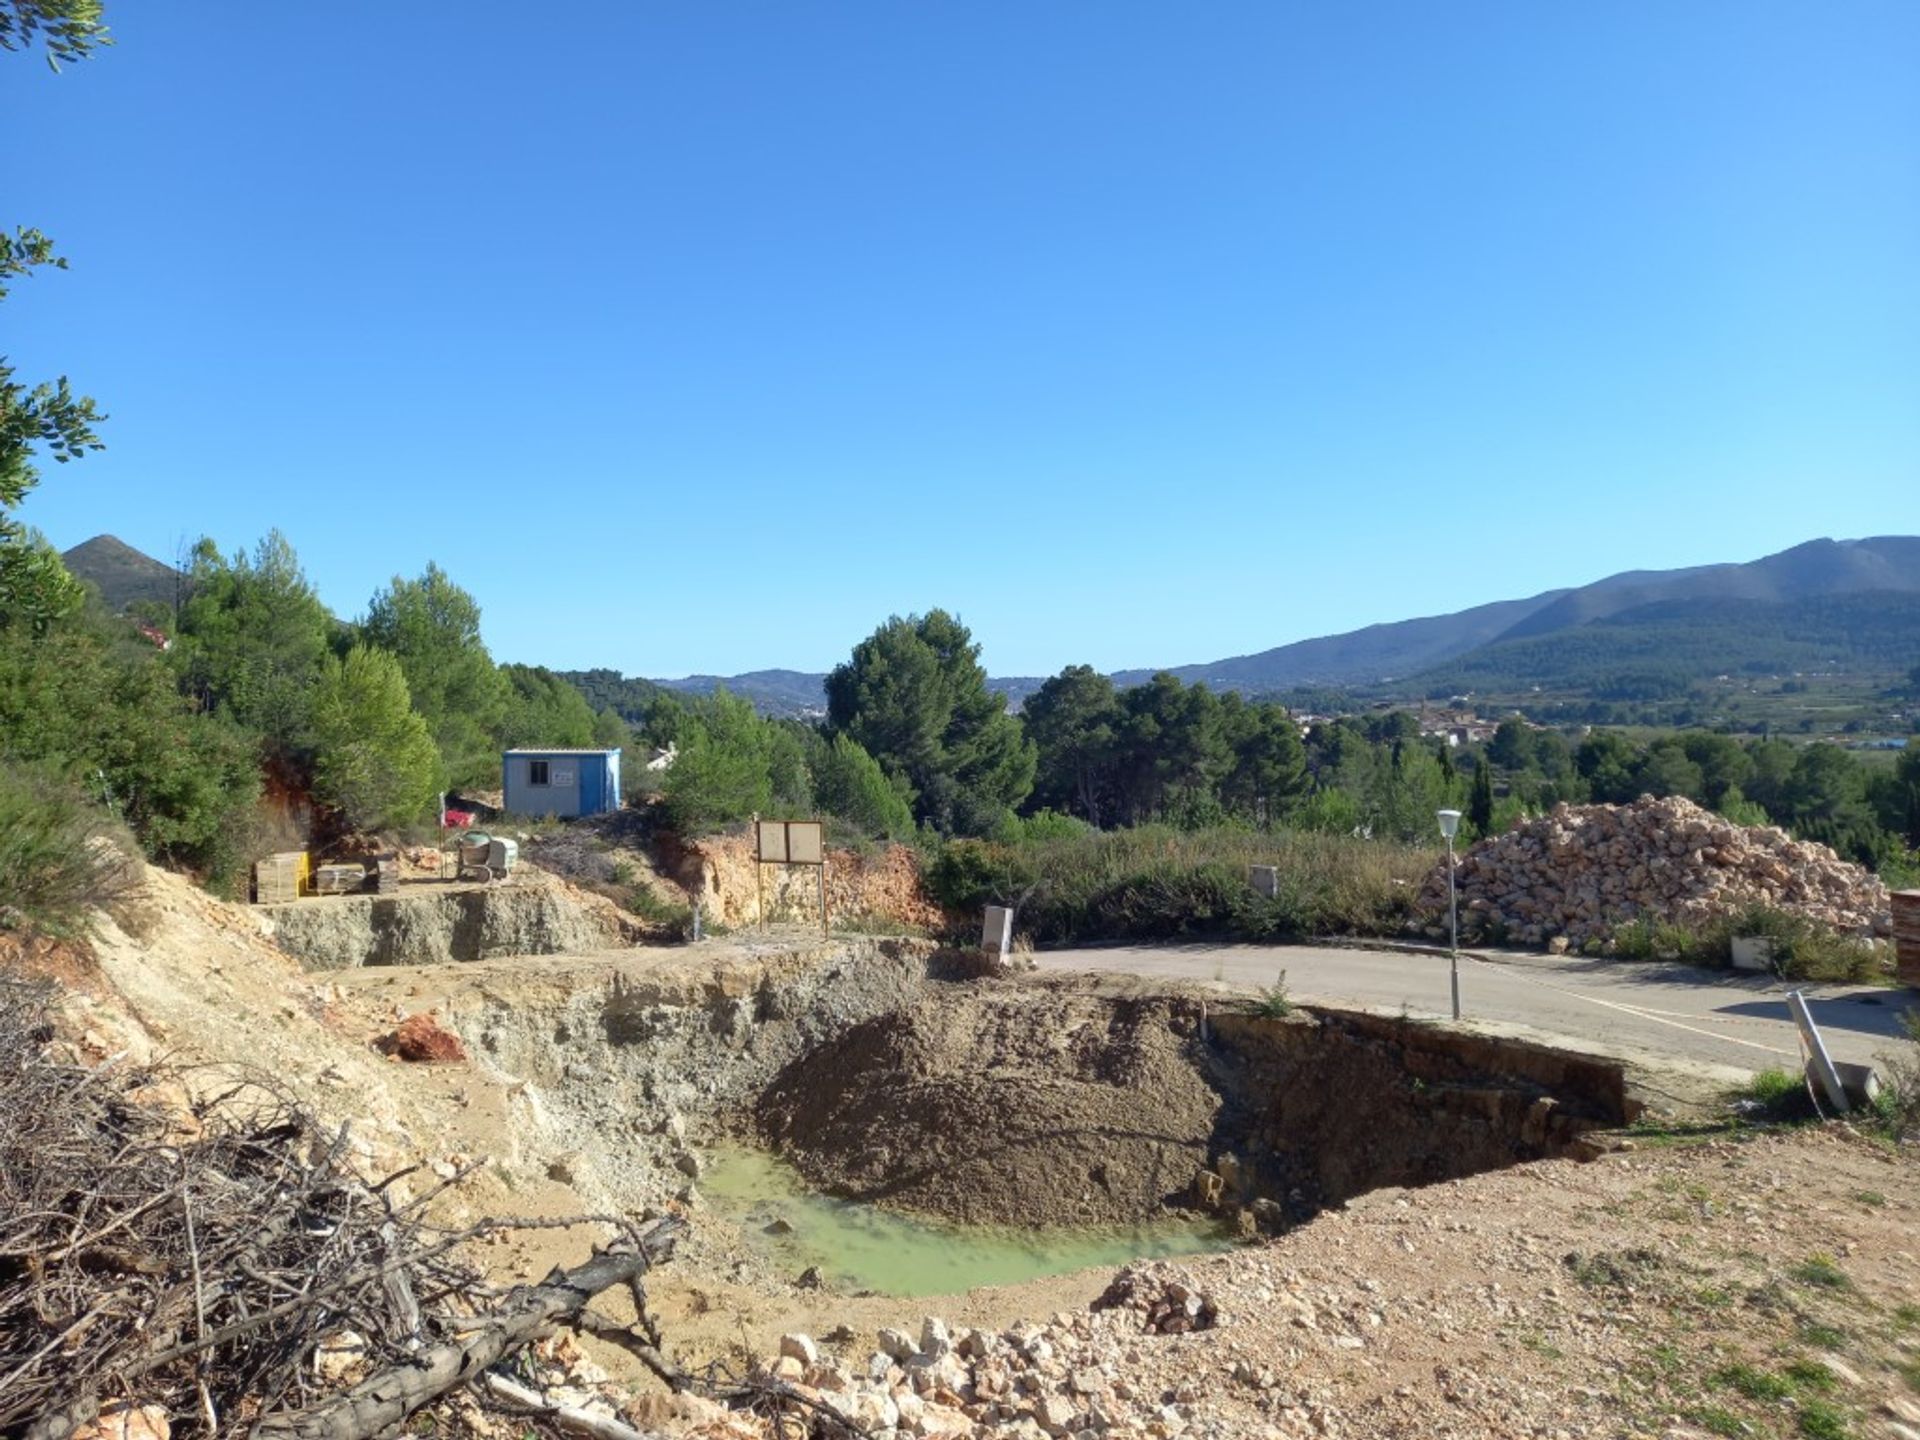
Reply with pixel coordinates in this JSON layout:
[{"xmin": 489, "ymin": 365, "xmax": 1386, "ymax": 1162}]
[{"xmin": 753, "ymin": 818, "xmax": 829, "ymax": 934}]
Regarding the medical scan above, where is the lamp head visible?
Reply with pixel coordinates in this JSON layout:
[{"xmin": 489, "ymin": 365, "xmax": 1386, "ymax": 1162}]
[{"xmin": 1437, "ymin": 808, "xmax": 1462, "ymax": 841}]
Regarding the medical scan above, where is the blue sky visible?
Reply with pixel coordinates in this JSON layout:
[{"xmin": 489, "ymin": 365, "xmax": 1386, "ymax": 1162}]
[{"xmin": 11, "ymin": 3, "xmax": 1917, "ymax": 678}]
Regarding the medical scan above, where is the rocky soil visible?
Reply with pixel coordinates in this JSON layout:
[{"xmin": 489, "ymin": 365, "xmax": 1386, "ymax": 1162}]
[
  {"xmin": 722, "ymin": 1126, "xmax": 1920, "ymax": 1440},
  {"xmin": 262, "ymin": 866, "xmax": 646, "ymax": 969},
  {"xmin": 1417, "ymin": 796, "xmax": 1893, "ymax": 949},
  {"xmin": 23, "ymin": 846, "xmax": 1920, "ymax": 1440}
]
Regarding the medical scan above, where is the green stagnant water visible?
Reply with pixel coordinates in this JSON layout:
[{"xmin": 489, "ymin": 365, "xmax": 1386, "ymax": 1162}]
[{"xmin": 702, "ymin": 1143, "xmax": 1235, "ymax": 1298}]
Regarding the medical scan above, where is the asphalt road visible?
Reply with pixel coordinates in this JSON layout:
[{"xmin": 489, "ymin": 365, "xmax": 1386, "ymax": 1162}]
[{"xmin": 1032, "ymin": 941, "xmax": 1918, "ymax": 1078}]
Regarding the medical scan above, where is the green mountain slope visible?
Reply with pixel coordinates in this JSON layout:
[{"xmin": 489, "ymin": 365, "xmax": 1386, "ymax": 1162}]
[
  {"xmin": 1411, "ymin": 591, "xmax": 1920, "ymax": 698},
  {"xmin": 60, "ymin": 534, "xmax": 184, "ymax": 613}
]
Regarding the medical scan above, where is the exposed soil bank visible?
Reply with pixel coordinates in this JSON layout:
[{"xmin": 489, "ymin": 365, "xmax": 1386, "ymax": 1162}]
[
  {"xmin": 262, "ymin": 876, "xmax": 641, "ymax": 970},
  {"xmin": 754, "ymin": 977, "xmax": 1634, "ymax": 1232}
]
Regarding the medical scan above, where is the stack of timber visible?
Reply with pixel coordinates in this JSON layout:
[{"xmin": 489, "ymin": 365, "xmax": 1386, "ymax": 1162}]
[
  {"xmin": 371, "ymin": 854, "xmax": 400, "ymax": 895},
  {"xmin": 253, "ymin": 851, "xmax": 309, "ymax": 904},
  {"xmin": 1896, "ymin": 890, "xmax": 1920, "ymax": 987},
  {"xmin": 312, "ymin": 862, "xmax": 367, "ymax": 896}
]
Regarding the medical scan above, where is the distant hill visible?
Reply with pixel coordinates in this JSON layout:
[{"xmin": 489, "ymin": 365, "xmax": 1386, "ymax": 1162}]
[
  {"xmin": 585, "ymin": 537, "xmax": 1920, "ymax": 713},
  {"xmin": 1411, "ymin": 590, "xmax": 1920, "ymax": 699},
  {"xmin": 1110, "ymin": 591, "xmax": 1568, "ymax": 691},
  {"xmin": 651, "ymin": 669, "xmax": 833, "ymax": 718},
  {"xmin": 61, "ymin": 534, "xmax": 184, "ymax": 613},
  {"xmin": 1115, "ymin": 537, "xmax": 1920, "ymax": 693}
]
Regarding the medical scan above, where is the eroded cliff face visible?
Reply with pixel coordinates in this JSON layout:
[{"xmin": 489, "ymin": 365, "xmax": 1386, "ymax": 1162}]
[
  {"xmin": 660, "ymin": 831, "xmax": 946, "ymax": 932},
  {"xmin": 259, "ymin": 872, "xmax": 645, "ymax": 970}
]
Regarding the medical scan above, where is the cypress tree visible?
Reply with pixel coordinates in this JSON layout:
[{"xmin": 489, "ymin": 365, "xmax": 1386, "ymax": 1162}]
[{"xmin": 1468, "ymin": 758, "xmax": 1495, "ymax": 838}]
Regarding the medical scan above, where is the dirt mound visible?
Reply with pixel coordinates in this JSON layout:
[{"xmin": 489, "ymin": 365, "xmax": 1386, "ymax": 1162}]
[
  {"xmin": 754, "ymin": 981, "xmax": 1219, "ymax": 1228},
  {"xmin": 1418, "ymin": 794, "xmax": 1892, "ymax": 948}
]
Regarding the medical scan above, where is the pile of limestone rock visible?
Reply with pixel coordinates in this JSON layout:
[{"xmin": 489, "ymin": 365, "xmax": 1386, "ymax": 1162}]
[
  {"xmin": 1415, "ymin": 795, "xmax": 1892, "ymax": 951},
  {"xmin": 750, "ymin": 1266, "xmax": 1220, "ymax": 1439}
]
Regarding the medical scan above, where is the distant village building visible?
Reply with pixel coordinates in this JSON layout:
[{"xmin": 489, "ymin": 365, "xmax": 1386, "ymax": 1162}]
[
  {"xmin": 644, "ymin": 743, "xmax": 677, "ymax": 772},
  {"xmin": 1417, "ymin": 709, "xmax": 1499, "ymax": 746},
  {"xmin": 501, "ymin": 748, "xmax": 622, "ymax": 818}
]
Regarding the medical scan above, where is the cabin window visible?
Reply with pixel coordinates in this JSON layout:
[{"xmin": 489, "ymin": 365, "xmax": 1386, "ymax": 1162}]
[{"xmin": 528, "ymin": 760, "xmax": 550, "ymax": 786}]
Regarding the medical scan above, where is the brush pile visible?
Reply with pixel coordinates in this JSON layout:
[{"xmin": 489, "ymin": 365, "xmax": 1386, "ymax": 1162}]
[{"xmin": 0, "ymin": 977, "xmax": 677, "ymax": 1440}]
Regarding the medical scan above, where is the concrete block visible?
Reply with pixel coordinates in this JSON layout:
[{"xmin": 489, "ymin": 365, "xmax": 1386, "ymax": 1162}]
[
  {"xmin": 1828, "ymin": 1060, "xmax": 1881, "ymax": 1109},
  {"xmin": 1730, "ymin": 936, "xmax": 1774, "ymax": 972},
  {"xmin": 1248, "ymin": 865, "xmax": 1278, "ymax": 899},
  {"xmin": 982, "ymin": 905, "xmax": 1013, "ymax": 956}
]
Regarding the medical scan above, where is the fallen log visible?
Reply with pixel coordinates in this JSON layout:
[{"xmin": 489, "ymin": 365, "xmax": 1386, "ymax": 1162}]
[
  {"xmin": 481, "ymin": 1373, "xmax": 665, "ymax": 1440},
  {"xmin": 249, "ymin": 1218, "xmax": 682, "ymax": 1440}
]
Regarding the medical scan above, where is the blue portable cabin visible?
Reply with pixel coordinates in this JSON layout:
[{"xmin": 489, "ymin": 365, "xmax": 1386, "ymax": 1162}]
[{"xmin": 501, "ymin": 748, "xmax": 622, "ymax": 818}]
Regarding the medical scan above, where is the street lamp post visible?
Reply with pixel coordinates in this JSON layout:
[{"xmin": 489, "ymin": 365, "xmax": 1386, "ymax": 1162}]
[{"xmin": 1437, "ymin": 809, "xmax": 1462, "ymax": 1021}]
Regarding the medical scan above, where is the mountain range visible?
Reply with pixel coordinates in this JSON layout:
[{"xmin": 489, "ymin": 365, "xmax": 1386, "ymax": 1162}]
[
  {"xmin": 61, "ymin": 533, "xmax": 1920, "ymax": 713},
  {"xmin": 644, "ymin": 537, "xmax": 1920, "ymax": 711}
]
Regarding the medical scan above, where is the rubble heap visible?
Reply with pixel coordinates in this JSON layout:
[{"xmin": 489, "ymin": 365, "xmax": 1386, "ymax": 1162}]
[
  {"xmin": 747, "ymin": 1264, "xmax": 1226, "ymax": 1440},
  {"xmin": 1415, "ymin": 795, "xmax": 1892, "ymax": 950}
]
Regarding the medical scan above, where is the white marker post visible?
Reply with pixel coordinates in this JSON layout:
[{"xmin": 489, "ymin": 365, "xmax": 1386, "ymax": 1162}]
[
  {"xmin": 982, "ymin": 905, "xmax": 1013, "ymax": 965},
  {"xmin": 1786, "ymin": 989, "xmax": 1850, "ymax": 1114}
]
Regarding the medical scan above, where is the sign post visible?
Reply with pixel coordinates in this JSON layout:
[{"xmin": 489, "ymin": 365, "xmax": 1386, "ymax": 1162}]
[{"xmin": 754, "ymin": 817, "xmax": 829, "ymax": 937}]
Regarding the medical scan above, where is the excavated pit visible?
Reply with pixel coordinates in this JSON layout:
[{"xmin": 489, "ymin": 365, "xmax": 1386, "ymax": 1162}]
[
  {"xmin": 750, "ymin": 978, "xmax": 1634, "ymax": 1237},
  {"xmin": 409, "ymin": 942, "xmax": 1635, "ymax": 1300}
]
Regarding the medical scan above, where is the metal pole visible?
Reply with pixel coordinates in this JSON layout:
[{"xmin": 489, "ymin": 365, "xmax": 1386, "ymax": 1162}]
[{"xmin": 1447, "ymin": 833, "xmax": 1461, "ymax": 1021}]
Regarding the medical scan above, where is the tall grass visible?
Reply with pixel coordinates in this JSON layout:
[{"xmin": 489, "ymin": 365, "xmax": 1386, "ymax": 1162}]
[
  {"xmin": 1610, "ymin": 904, "xmax": 1887, "ymax": 983},
  {"xmin": 0, "ymin": 765, "xmax": 132, "ymax": 937},
  {"xmin": 925, "ymin": 824, "xmax": 1433, "ymax": 945}
]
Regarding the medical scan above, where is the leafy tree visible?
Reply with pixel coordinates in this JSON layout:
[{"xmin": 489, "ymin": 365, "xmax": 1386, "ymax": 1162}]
[
  {"xmin": 826, "ymin": 610, "xmax": 1034, "ymax": 834},
  {"xmin": 1575, "ymin": 730, "xmax": 1641, "ymax": 804},
  {"xmin": 1, "ymin": 1, "xmax": 110, "ymax": 68},
  {"xmin": 307, "ymin": 645, "xmax": 442, "ymax": 831},
  {"xmin": 1215, "ymin": 693, "xmax": 1306, "ymax": 821},
  {"xmin": 1022, "ymin": 665, "xmax": 1120, "ymax": 826},
  {"xmin": 1679, "ymin": 732, "xmax": 1752, "ymax": 808},
  {"xmin": 813, "ymin": 732, "xmax": 914, "ymax": 840},
  {"xmin": 0, "ymin": 615, "xmax": 259, "ymax": 884},
  {"xmin": 1742, "ymin": 738, "xmax": 1798, "ymax": 819},
  {"xmin": 1878, "ymin": 740, "xmax": 1920, "ymax": 848},
  {"xmin": 1634, "ymin": 739, "xmax": 1704, "ymax": 801},
  {"xmin": 496, "ymin": 664, "xmax": 600, "ymax": 748},
  {"xmin": 1486, "ymin": 719, "xmax": 1535, "ymax": 772},
  {"xmin": 172, "ymin": 533, "xmax": 335, "ymax": 754},
  {"xmin": 0, "ymin": 527, "xmax": 82, "ymax": 634},
  {"xmin": 1, "ymin": 229, "xmax": 105, "ymax": 624},
  {"xmin": 1110, "ymin": 674, "xmax": 1225, "ymax": 825},
  {"xmin": 1782, "ymin": 743, "xmax": 1868, "ymax": 827},
  {"xmin": 362, "ymin": 563, "xmax": 507, "ymax": 786},
  {"xmin": 661, "ymin": 689, "xmax": 775, "ymax": 832}
]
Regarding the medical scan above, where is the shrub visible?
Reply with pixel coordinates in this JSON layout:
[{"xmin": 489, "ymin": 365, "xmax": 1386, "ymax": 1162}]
[
  {"xmin": 1879, "ymin": 1012, "xmax": 1920, "ymax": 1141},
  {"xmin": 1608, "ymin": 905, "xmax": 1884, "ymax": 983},
  {"xmin": 0, "ymin": 765, "xmax": 131, "ymax": 936},
  {"xmin": 926, "ymin": 824, "xmax": 1429, "ymax": 945}
]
